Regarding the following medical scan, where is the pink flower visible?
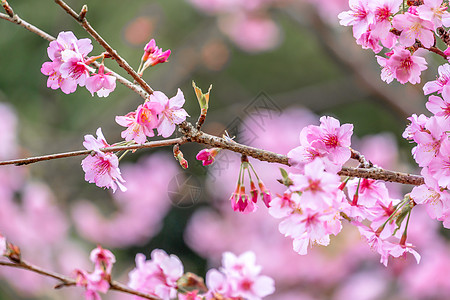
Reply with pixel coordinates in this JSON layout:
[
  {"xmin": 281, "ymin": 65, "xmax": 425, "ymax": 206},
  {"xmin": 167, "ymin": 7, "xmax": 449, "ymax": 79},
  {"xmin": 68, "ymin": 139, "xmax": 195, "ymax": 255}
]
[
  {"xmin": 196, "ymin": 148, "xmax": 220, "ymax": 166},
  {"xmin": 150, "ymin": 89, "xmax": 190, "ymax": 138},
  {"xmin": 417, "ymin": 0, "xmax": 450, "ymax": 29},
  {"xmin": 290, "ymin": 159, "xmax": 342, "ymax": 211},
  {"xmin": 288, "ymin": 116, "xmax": 353, "ymax": 172},
  {"xmin": 369, "ymin": 0, "xmax": 402, "ymax": 41},
  {"xmin": 358, "ymin": 225, "xmax": 394, "ymax": 266},
  {"xmin": 208, "ymin": 251, "xmax": 275, "ymax": 300},
  {"xmin": 427, "ymin": 94, "xmax": 450, "ymax": 122},
  {"xmin": 116, "ymin": 101, "xmax": 164, "ymax": 144},
  {"xmin": 356, "ymin": 29, "xmax": 383, "ymax": 53},
  {"xmin": 40, "ymin": 61, "xmax": 77, "ymax": 94},
  {"xmin": 389, "ymin": 242, "xmax": 421, "ymax": 264},
  {"xmin": 41, "ymin": 31, "xmax": 94, "ymax": 94},
  {"xmin": 90, "ymin": 246, "xmax": 116, "ymax": 275},
  {"xmin": 230, "ymin": 185, "xmax": 257, "ymax": 214},
  {"xmin": 347, "ymin": 178, "xmax": 390, "ymax": 208},
  {"xmin": 138, "ymin": 39, "xmax": 171, "ymax": 75},
  {"xmin": 423, "ymin": 63, "xmax": 450, "ymax": 98},
  {"xmin": 411, "ymin": 184, "xmax": 449, "ymax": 220},
  {"xmin": 47, "ymin": 31, "xmax": 93, "ymax": 63},
  {"xmin": 310, "ymin": 116, "xmax": 353, "ymax": 166},
  {"xmin": 0, "ymin": 234, "xmax": 6, "ymax": 256},
  {"xmin": 338, "ymin": 0, "xmax": 373, "ymax": 39},
  {"xmin": 75, "ymin": 269, "xmax": 109, "ymax": 300},
  {"xmin": 385, "ymin": 47, "xmax": 428, "ymax": 84},
  {"xmin": 128, "ymin": 249, "xmax": 184, "ymax": 300},
  {"xmin": 392, "ymin": 10, "xmax": 434, "ymax": 48},
  {"xmin": 178, "ymin": 290, "xmax": 202, "ymax": 300},
  {"xmin": 81, "ymin": 128, "xmax": 126, "ymax": 192},
  {"xmin": 59, "ymin": 50, "xmax": 91, "ymax": 87},
  {"xmin": 85, "ymin": 65, "xmax": 116, "ymax": 97}
]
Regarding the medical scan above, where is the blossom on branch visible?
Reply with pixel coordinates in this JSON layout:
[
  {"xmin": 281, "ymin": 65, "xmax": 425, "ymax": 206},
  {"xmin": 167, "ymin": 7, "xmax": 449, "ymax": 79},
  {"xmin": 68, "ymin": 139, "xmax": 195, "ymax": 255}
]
[
  {"xmin": 128, "ymin": 249, "xmax": 184, "ymax": 299},
  {"xmin": 81, "ymin": 128, "xmax": 126, "ymax": 192},
  {"xmin": 206, "ymin": 251, "xmax": 275, "ymax": 300},
  {"xmin": 150, "ymin": 89, "xmax": 190, "ymax": 138},
  {"xmin": 86, "ymin": 65, "xmax": 116, "ymax": 97},
  {"xmin": 116, "ymin": 102, "xmax": 164, "ymax": 144},
  {"xmin": 41, "ymin": 31, "xmax": 94, "ymax": 94}
]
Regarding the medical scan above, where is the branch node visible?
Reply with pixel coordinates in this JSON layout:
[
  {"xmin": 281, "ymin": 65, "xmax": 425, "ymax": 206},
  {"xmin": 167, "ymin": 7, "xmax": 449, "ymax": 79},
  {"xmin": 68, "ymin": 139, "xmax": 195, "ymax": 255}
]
[
  {"xmin": 78, "ymin": 4, "xmax": 88, "ymax": 21},
  {"xmin": 1, "ymin": 0, "xmax": 14, "ymax": 17}
]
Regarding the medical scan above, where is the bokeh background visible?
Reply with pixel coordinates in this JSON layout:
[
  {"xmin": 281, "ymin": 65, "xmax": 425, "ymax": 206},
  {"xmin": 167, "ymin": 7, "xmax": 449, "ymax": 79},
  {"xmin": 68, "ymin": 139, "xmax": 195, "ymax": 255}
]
[{"xmin": 0, "ymin": 0, "xmax": 449, "ymax": 299}]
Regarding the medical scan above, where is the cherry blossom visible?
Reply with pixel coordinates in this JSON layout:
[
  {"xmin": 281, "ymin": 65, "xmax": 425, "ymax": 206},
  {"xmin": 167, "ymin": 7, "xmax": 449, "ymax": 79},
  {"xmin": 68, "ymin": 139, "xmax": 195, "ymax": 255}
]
[
  {"xmin": 81, "ymin": 128, "xmax": 126, "ymax": 192},
  {"xmin": 149, "ymin": 89, "xmax": 189, "ymax": 138},
  {"xmin": 384, "ymin": 47, "xmax": 428, "ymax": 84},
  {"xmin": 116, "ymin": 101, "xmax": 163, "ymax": 144},
  {"xmin": 85, "ymin": 65, "xmax": 116, "ymax": 97},
  {"xmin": 196, "ymin": 148, "xmax": 220, "ymax": 166},
  {"xmin": 128, "ymin": 249, "xmax": 184, "ymax": 300},
  {"xmin": 423, "ymin": 64, "xmax": 450, "ymax": 99},
  {"xmin": 416, "ymin": 0, "xmax": 450, "ymax": 29},
  {"xmin": 41, "ymin": 31, "xmax": 93, "ymax": 94},
  {"xmin": 206, "ymin": 251, "xmax": 275, "ymax": 300},
  {"xmin": 392, "ymin": 9, "xmax": 434, "ymax": 48},
  {"xmin": 338, "ymin": 0, "xmax": 373, "ymax": 39},
  {"xmin": 90, "ymin": 246, "xmax": 116, "ymax": 274}
]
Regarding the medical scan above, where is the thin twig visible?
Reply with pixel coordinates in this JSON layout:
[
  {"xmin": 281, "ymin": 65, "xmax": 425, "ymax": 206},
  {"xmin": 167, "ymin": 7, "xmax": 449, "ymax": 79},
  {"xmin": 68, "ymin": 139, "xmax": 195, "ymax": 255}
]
[
  {"xmin": 0, "ymin": 138, "xmax": 184, "ymax": 166},
  {"xmin": 0, "ymin": 12, "xmax": 55, "ymax": 41},
  {"xmin": 54, "ymin": 0, "xmax": 154, "ymax": 97},
  {"xmin": 0, "ymin": 260, "xmax": 160, "ymax": 299}
]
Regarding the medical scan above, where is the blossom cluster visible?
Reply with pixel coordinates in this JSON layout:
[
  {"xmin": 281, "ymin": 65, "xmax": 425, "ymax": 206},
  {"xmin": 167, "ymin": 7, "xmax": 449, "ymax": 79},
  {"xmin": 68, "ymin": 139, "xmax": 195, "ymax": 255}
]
[
  {"xmin": 339, "ymin": 0, "xmax": 450, "ymax": 84},
  {"xmin": 268, "ymin": 116, "xmax": 420, "ymax": 266},
  {"xmin": 41, "ymin": 31, "xmax": 116, "ymax": 97},
  {"xmin": 116, "ymin": 89, "xmax": 189, "ymax": 143},
  {"xmin": 404, "ymin": 63, "xmax": 450, "ymax": 228},
  {"xmin": 81, "ymin": 89, "xmax": 188, "ymax": 192}
]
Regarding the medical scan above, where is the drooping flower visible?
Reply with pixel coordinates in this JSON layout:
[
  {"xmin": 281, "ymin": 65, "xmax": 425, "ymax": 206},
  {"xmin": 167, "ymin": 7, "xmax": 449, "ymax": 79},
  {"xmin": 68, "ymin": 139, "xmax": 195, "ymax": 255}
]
[
  {"xmin": 150, "ymin": 89, "xmax": 190, "ymax": 138},
  {"xmin": 196, "ymin": 148, "xmax": 220, "ymax": 166},
  {"xmin": 85, "ymin": 65, "xmax": 116, "ymax": 97},
  {"xmin": 116, "ymin": 101, "xmax": 164, "ymax": 144},
  {"xmin": 81, "ymin": 128, "xmax": 126, "ymax": 192}
]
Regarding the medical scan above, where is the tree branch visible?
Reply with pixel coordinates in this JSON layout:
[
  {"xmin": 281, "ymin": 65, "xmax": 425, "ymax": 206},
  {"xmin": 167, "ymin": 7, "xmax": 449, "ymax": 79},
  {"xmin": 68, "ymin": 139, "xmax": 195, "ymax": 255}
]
[
  {"xmin": 54, "ymin": 0, "xmax": 154, "ymax": 97},
  {"xmin": 0, "ymin": 121, "xmax": 425, "ymax": 186},
  {"xmin": 0, "ymin": 259, "xmax": 161, "ymax": 300},
  {"xmin": 0, "ymin": 138, "xmax": 184, "ymax": 166}
]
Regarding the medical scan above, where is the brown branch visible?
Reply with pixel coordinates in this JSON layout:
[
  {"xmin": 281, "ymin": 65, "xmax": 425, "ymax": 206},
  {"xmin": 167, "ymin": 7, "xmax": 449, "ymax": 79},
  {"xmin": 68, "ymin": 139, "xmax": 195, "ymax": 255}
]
[
  {"xmin": 0, "ymin": 121, "xmax": 425, "ymax": 185},
  {"xmin": 0, "ymin": 138, "xmax": 184, "ymax": 166},
  {"xmin": 0, "ymin": 259, "xmax": 160, "ymax": 299},
  {"xmin": 54, "ymin": 0, "xmax": 154, "ymax": 97},
  {"xmin": 350, "ymin": 148, "xmax": 373, "ymax": 168},
  {"xmin": 338, "ymin": 167, "xmax": 424, "ymax": 186},
  {"xmin": 0, "ymin": 10, "xmax": 55, "ymax": 41}
]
